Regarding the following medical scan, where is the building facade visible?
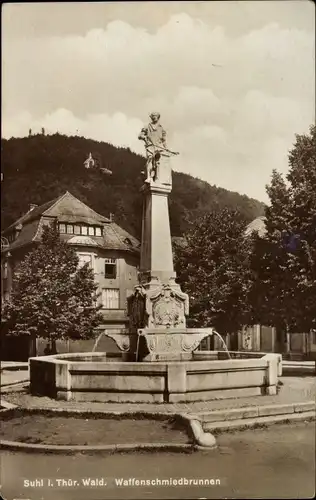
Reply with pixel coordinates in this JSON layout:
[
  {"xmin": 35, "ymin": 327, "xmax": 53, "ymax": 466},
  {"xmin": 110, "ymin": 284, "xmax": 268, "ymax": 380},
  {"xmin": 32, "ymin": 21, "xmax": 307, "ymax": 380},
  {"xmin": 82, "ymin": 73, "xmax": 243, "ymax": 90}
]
[{"xmin": 1, "ymin": 192, "xmax": 140, "ymax": 359}]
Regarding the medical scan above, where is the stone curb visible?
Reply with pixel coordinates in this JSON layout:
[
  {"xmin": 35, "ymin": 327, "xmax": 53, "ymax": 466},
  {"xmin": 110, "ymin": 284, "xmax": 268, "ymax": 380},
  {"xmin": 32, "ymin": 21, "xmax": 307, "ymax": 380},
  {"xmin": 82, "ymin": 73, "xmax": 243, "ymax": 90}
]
[
  {"xmin": 0, "ymin": 400, "xmax": 18, "ymax": 410},
  {"xmin": 282, "ymin": 366, "xmax": 316, "ymax": 376},
  {"xmin": 1, "ymin": 379, "xmax": 29, "ymax": 389},
  {"xmin": 1, "ymin": 363, "xmax": 29, "ymax": 371},
  {"xmin": 180, "ymin": 413, "xmax": 217, "ymax": 449},
  {"xmin": 204, "ymin": 410, "xmax": 315, "ymax": 433},
  {"xmin": 194, "ymin": 401, "xmax": 316, "ymax": 422},
  {"xmin": 0, "ymin": 405, "xmax": 182, "ymax": 419},
  {"xmin": 0, "ymin": 439, "xmax": 195, "ymax": 454}
]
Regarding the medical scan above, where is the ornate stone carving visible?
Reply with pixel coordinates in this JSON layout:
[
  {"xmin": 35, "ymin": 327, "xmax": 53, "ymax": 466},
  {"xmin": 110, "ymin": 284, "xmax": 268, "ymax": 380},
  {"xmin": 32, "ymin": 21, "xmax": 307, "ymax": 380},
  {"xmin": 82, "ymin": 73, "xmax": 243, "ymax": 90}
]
[
  {"xmin": 181, "ymin": 334, "xmax": 209, "ymax": 352},
  {"xmin": 104, "ymin": 333, "xmax": 131, "ymax": 352},
  {"xmin": 127, "ymin": 279, "xmax": 189, "ymax": 332},
  {"xmin": 146, "ymin": 283, "xmax": 189, "ymax": 329},
  {"xmin": 139, "ymin": 331, "xmax": 210, "ymax": 357}
]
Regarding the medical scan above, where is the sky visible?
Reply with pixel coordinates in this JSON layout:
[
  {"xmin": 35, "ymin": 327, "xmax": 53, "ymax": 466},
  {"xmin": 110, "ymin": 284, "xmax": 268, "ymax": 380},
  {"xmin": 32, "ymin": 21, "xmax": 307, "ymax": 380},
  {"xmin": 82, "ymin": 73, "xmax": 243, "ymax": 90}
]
[{"xmin": 2, "ymin": 1, "xmax": 315, "ymax": 202}]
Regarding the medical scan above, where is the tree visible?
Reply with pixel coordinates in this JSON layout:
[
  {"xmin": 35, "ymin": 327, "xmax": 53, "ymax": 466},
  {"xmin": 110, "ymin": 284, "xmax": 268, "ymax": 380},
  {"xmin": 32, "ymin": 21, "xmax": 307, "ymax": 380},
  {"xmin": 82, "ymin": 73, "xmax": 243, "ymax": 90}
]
[
  {"xmin": 251, "ymin": 125, "xmax": 316, "ymax": 333},
  {"xmin": 174, "ymin": 208, "xmax": 254, "ymax": 337},
  {"xmin": 2, "ymin": 223, "xmax": 103, "ymax": 351}
]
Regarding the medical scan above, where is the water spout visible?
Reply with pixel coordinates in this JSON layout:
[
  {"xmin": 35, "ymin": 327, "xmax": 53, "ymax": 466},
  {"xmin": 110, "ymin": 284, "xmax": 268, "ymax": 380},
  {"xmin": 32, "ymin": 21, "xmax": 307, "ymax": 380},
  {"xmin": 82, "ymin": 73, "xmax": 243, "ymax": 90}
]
[
  {"xmin": 212, "ymin": 330, "xmax": 231, "ymax": 359},
  {"xmin": 92, "ymin": 330, "xmax": 106, "ymax": 352}
]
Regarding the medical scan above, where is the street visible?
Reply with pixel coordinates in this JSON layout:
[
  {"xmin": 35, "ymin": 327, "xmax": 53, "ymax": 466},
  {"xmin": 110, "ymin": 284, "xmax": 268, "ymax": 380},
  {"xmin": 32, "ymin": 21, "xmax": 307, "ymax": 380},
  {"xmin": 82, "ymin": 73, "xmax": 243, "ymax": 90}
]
[{"xmin": 1, "ymin": 422, "xmax": 315, "ymax": 499}]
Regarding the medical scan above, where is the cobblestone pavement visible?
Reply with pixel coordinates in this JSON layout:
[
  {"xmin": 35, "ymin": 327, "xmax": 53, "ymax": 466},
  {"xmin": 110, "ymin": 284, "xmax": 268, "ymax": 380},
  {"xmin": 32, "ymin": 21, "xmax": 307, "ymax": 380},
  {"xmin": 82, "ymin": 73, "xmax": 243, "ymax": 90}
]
[{"xmin": 2, "ymin": 377, "xmax": 315, "ymax": 414}]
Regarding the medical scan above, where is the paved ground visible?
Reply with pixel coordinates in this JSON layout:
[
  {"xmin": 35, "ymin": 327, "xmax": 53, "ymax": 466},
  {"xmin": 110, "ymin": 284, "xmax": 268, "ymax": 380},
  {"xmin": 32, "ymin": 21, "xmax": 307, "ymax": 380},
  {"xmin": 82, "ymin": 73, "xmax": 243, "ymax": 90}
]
[
  {"xmin": 1, "ymin": 368, "xmax": 29, "ymax": 387},
  {"xmin": 2, "ymin": 376, "xmax": 315, "ymax": 414},
  {"xmin": 1, "ymin": 422, "xmax": 315, "ymax": 499}
]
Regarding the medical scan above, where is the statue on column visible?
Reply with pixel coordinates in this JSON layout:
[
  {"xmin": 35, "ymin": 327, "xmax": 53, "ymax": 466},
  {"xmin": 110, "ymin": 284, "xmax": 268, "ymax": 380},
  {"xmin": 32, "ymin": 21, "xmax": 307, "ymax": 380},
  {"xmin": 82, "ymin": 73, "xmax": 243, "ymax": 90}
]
[{"xmin": 138, "ymin": 112, "xmax": 178, "ymax": 184}]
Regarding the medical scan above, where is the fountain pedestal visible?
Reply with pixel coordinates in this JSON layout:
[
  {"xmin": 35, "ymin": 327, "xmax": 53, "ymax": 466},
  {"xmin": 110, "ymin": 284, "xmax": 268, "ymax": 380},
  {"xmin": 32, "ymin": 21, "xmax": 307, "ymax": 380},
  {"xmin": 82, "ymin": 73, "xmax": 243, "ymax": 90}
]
[
  {"xmin": 124, "ymin": 178, "xmax": 210, "ymax": 361},
  {"xmin": 137, "ymin": 328, "xmax": 211, "ymax": 362},
  {"xmin": 105, "ymin": 119, "xmax": 209, "ymax": 361}
]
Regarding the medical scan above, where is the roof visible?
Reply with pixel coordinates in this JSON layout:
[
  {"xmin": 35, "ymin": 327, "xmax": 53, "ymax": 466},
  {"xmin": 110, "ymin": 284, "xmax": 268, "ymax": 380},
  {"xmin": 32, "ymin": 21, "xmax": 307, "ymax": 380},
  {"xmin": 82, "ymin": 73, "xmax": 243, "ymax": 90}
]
[
  {"xmin": 3, "ymin": 198, "xmax": 59, "ymax": 234},
  {"xmin": 103, "ymin": 223, "xmax": 140, "ymax": 252},
  {"xmin": 245, "ymin": 216, "xmax": 267, "ymax": 238},
  {"xmin": 6, "ymin": 219, "xmax": 40, "ymax": 251},
  {"xmin": 3, "ymin": 192, "xmax": 110, "ymax": 234},
  {"xmin": 2, "ymin": 192, "xmax": 139, "ymax": 254},
  {"xmin": 67, "ymin": 235, "xmax": 102, "ymax": 247},
  {"xmin": 43, "ymin": 192, "xmax": 110, "ymax": 225}
]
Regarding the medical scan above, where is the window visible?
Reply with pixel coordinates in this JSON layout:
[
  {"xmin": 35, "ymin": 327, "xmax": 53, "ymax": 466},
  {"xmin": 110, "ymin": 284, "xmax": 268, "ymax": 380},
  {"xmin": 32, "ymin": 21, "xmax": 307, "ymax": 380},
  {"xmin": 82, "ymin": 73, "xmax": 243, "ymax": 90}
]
[
  {"xmin": 102, "ymin": 288, "xmax": 119, "ymax": 309},
  {"xmin": 59, "ymin": 224, "xmax": 103, "ymax": 236},
  {"xmin": 104, "ymin": 258, "xmax": 117, "ymax": 278},
  {"xmin": 78, "ymin": 253, "xmax": 93, "ymax": 269}
]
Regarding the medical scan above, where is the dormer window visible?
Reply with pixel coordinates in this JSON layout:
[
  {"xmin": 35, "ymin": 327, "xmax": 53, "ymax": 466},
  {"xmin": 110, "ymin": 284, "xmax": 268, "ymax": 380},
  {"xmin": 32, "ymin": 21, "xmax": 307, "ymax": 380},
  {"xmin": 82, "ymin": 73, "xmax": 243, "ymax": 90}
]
[
  {"xmin": 58, "ymin": 223, "xmax": 103, "ymax": 237},
  {"xmin": 124, "ymin": 237, "xmax": 132, "ymax": 246}
]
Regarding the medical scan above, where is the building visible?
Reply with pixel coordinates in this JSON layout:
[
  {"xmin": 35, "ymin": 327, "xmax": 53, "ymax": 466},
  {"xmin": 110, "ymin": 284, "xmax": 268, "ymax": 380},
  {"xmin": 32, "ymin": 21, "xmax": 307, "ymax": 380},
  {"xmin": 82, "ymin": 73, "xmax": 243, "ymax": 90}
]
[{"xmin": 1, "ymin": 191, "xmax": 140, "ymax": 359}]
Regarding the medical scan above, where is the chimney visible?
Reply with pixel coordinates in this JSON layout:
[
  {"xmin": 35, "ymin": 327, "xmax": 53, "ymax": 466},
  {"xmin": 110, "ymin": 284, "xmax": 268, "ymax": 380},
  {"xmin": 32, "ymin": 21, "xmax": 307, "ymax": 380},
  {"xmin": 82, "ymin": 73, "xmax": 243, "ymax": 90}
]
[
  {"xmin": 29, "ymin": 203, "xmax": 38, "ymax": 211},
  {"xmin": 109, "ymin": 213, "xmax": 114, "ymax": 222}
]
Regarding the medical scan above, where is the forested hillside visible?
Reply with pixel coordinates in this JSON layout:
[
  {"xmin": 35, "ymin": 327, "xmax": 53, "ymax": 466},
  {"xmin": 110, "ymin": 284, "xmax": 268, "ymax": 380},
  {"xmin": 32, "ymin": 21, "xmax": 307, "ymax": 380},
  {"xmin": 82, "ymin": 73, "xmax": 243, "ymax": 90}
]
[{"xmin": 1, "ymin": 134, "xmax": 265, "ymax": 237}]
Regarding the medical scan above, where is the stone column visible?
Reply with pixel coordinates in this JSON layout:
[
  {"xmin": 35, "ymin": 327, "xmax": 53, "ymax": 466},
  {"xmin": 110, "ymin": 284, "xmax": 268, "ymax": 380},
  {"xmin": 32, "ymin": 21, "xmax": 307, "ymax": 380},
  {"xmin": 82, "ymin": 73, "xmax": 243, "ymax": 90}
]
[
  {"xmin": 126, "ymin": 175, "xmax": 196, "ymax": 361},
  {"xmin": 139, "ymin": 180, "xmax": 174, "ymax": 283},
  {"xmin": 136, "ymin": 177, "xmax": 189, "ymax": 332}
]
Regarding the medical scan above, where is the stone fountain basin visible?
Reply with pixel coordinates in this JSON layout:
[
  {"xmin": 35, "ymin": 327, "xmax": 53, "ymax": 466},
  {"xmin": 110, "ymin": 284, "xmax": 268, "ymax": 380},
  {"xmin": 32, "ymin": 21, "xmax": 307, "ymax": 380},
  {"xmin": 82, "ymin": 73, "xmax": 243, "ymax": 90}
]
[
  {"xmin": 193, "ymin": 351, "xmax": 283, "ymax": 377},
  {"xmin": 29, "ymin": 351, "xmax": 281, "ymax": 404}
]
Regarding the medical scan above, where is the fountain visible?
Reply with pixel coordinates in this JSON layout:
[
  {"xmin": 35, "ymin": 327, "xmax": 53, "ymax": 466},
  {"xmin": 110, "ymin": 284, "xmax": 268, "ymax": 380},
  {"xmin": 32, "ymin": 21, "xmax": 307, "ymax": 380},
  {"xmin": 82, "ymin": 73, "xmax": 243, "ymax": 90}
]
[{"xmin": 30, "ymin": 112, "xmax": 281, "ymax": 403}]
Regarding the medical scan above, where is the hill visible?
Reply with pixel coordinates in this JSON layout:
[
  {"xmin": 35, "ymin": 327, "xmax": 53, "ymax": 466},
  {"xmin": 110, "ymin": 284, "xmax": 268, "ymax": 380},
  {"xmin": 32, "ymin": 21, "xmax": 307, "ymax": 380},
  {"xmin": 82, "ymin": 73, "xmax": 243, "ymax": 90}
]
[{"xmin": 1, "ymin": 134, "xmax": 265, "ymax": 237}]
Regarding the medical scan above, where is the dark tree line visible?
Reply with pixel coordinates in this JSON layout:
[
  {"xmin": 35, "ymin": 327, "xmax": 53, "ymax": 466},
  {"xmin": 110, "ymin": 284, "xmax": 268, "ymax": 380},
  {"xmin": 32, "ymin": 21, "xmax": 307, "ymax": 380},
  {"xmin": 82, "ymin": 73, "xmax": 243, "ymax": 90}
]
[{"xmin": 1, "ymin": 134, "xmax": 265, "ymax": 238}]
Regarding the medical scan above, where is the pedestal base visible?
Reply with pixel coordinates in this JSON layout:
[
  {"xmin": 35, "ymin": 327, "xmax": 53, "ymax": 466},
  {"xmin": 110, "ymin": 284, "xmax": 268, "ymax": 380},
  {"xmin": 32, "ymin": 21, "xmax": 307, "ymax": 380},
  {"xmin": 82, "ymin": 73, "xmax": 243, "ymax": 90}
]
[
  {"xmin": 102, "ymin": 328, "xmax": 213, "ymax": 362},
  {"xmin": 137, "ymin": 328, "xmax": 211, "ymax": 361}
]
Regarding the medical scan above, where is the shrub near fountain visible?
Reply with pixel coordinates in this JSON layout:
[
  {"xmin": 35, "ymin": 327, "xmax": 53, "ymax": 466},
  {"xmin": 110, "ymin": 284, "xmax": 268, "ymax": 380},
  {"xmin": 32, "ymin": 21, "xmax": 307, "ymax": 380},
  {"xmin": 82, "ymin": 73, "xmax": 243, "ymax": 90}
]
[{"xmin": 30, "ymin": 112, "xmax": 281, "ymax": 403}]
